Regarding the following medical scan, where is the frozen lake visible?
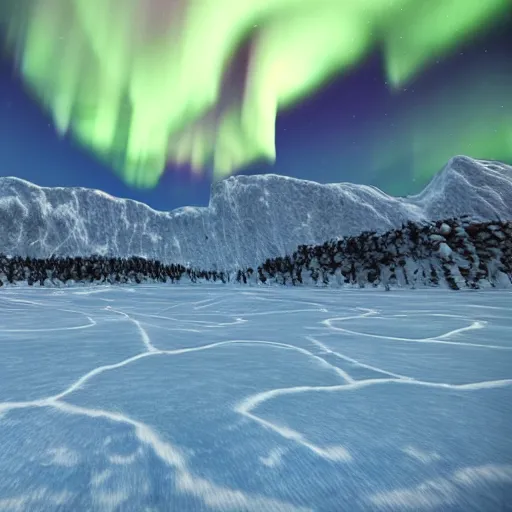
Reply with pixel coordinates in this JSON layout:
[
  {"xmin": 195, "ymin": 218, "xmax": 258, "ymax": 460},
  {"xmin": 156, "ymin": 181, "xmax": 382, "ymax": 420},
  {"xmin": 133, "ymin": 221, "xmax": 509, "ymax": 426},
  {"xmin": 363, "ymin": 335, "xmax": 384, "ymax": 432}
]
[{"xmin": 0, "ymin": 284, "xmax": 511, "ymax": 511}]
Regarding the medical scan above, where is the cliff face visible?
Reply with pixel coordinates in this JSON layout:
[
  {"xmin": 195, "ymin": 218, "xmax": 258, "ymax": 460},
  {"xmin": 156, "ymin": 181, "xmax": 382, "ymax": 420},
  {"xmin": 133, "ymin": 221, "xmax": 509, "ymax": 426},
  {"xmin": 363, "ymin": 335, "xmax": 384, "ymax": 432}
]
[{"xmin": 0, "ymin": 156, "xmax": 510, "ymax": 269}]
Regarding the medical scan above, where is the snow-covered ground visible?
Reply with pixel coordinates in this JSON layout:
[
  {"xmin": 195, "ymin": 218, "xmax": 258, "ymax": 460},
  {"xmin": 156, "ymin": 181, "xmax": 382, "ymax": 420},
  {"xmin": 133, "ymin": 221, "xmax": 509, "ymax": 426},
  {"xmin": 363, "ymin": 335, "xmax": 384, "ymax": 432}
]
[{"xmin": 0, "ymin": 285, "xmax": 511, "ymax": 511}]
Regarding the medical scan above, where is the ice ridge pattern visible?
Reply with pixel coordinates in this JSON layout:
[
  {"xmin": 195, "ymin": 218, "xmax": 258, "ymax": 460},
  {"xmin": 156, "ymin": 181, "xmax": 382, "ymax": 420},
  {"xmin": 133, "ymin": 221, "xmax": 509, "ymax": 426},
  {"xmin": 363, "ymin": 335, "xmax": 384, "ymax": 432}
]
[{"xmin": 0, "ymin": 285, "xmax": 511, "ymax": 511}]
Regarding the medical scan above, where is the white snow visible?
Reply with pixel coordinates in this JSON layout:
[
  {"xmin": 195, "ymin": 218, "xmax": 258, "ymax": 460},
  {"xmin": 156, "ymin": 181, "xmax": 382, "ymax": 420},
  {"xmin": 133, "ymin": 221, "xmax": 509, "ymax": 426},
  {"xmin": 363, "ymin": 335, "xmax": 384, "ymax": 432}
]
[
  {"xmin": 438, "ymin": 242, "xmax": 453, "ymax": 259},
  {"xmin": 0, "ymin": 284, "xmax": 510, "ymax": 511},
  {"xmin": 439, "ymin": 223, "xmax": 452, "ymax": 236},
  {"xmin": 0, "ymin": 155, "xmax": 510, "ymax": 268}
]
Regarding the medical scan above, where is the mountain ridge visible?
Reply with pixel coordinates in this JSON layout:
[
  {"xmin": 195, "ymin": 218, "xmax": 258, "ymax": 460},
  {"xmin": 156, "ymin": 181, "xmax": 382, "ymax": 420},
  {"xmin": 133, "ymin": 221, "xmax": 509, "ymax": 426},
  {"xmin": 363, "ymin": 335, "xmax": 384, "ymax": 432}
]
[{"xmin": 0, "ymin": 155, "xmax": 511, "ymax": 268}]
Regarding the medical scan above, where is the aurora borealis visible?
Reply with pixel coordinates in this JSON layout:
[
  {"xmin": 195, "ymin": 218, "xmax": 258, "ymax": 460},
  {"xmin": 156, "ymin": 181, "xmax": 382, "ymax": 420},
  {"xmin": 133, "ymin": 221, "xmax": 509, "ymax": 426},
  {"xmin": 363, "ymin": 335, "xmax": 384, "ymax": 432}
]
[
  {"xmin": 370, "ymin": 56, "xmax": 512, "ymax": 190},
  {"xmin": 0, "ymin": 1, "xmax": 510, "ymax": 209},
  {"xmin": 1, "ymin": 0, "xmax": 511, "ymax": 190}
]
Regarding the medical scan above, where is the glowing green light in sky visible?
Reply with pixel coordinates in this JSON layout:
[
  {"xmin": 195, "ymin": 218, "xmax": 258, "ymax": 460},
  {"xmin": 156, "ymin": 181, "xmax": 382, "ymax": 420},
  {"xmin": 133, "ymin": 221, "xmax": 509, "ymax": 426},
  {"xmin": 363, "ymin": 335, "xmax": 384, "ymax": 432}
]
[
  {"xmin": 2, "ymin": 0, "xmax": 511, "ymax": 187},
  {"xmin": 371, "ymin": 59, "xmax": 512, "ymax": 191}
]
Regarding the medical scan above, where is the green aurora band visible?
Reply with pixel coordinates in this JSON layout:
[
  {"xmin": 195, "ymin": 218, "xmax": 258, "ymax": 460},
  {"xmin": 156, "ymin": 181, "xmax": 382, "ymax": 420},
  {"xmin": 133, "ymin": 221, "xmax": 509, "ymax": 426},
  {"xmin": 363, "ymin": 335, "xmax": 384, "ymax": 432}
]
[
  {"xmin": 2, "ymin": 0, "xmax": 511, "ymax": 187},
  {"xmin": 371, "ymin": 58, "xmax": 512, "ymax": 194}
]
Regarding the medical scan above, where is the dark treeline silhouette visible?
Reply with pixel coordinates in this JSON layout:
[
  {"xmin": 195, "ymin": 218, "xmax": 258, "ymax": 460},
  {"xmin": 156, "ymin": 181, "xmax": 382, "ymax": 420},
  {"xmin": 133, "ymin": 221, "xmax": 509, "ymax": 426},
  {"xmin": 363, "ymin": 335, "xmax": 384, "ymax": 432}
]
[
  {"xmin": 0, "ymin": 255, "xmax": 229, "ymax": 287},
  {"xmin": 0, "ymin": 217, "xmax": 510, "ymax": 290}
]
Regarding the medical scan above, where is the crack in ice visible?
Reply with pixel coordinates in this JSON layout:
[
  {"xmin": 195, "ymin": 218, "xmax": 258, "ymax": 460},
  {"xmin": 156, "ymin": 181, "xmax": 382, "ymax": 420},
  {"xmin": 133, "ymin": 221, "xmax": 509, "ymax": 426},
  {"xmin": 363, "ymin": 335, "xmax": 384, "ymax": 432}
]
[{"xmin": 0, "ymin": 286, "xmax": 510, "ymax": 510}]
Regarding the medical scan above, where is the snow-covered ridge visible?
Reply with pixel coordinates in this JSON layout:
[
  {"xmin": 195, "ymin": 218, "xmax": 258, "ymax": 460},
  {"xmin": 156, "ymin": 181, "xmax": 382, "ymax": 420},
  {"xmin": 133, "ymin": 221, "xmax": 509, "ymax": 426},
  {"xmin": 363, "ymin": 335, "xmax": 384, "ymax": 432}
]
[
  {"xmin": 0, "ymin": 217, "xmax": 509, "ymax": 290},
  {"xmin": 0, "ymin": 156, "xmax": 511, "ymax": 269}
]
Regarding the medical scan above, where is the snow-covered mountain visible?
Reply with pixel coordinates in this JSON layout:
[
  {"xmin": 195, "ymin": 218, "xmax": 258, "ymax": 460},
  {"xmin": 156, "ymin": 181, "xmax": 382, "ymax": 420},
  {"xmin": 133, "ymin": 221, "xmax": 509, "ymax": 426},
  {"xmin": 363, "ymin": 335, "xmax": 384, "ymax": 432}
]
[{"xmin": 0, "ymin": 156, "xmax": 511, "ymax": 269}]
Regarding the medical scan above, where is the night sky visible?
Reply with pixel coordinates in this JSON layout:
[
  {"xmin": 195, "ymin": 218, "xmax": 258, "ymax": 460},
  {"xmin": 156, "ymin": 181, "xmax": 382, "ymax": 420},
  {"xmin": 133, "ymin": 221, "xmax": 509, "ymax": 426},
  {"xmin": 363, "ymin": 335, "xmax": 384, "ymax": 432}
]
[{"xmin": 0, "ymin": 6, "xmax": 511, "ymax": 212}]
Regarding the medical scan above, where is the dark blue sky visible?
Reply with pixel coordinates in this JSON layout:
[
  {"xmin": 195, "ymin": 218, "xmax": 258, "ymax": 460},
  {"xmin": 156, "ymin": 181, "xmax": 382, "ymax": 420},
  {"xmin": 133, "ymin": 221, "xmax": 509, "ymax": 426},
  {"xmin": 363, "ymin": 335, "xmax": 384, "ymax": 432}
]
[{"xmin": 1, "ymin": 16, "xmax": 511, "ymax": 211}]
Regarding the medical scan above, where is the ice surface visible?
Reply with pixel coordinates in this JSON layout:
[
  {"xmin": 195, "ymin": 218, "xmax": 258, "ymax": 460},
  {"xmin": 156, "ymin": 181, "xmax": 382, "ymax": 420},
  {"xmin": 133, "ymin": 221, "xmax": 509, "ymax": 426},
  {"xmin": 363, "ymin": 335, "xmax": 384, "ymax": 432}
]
[
  {"xmin": 0, "ymin": 156, "xmax": 511, "ymax": 269},
  {"xmin": 0, "ymin": 285, "xmax": 510, "ymax": 511}
]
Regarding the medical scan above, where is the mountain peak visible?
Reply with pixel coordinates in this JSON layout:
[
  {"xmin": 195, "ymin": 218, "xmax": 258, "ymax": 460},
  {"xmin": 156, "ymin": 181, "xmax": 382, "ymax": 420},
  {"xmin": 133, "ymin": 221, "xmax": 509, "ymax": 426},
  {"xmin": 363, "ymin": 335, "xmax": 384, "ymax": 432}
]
[{"xmin": 0, "ymin": 156, "xmax": 510, "ymax": 268}]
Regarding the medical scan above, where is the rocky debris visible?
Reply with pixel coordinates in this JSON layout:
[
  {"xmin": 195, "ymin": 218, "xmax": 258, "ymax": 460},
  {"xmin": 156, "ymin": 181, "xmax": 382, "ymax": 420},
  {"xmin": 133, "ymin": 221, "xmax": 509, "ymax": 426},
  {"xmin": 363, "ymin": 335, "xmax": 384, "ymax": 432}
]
[{"xmin": 252, "ymin": 217, "xmax": 512, "ymax": 290}]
